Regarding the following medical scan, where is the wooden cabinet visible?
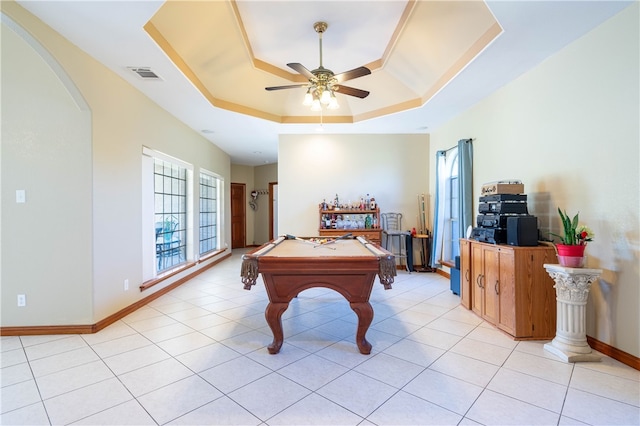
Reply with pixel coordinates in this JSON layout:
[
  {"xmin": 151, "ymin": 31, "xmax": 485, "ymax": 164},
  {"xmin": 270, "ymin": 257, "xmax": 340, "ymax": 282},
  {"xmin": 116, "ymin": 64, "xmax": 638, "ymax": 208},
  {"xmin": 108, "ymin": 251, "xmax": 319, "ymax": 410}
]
[
  {"xmin": 319, "ymin": 208, "xmax": 382, "ymax": 244},
  {"xmin": 461, "ymin": 239, "xmax": 556, "ymax": 340}
]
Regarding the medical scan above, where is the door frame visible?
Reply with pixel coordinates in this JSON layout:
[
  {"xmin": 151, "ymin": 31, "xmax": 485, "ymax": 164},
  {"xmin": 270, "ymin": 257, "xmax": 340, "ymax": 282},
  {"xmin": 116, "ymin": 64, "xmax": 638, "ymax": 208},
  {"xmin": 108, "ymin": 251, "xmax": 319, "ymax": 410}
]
[{"xmin": 268, "ymin": 181, "xmax": 277, "ymax": 240}]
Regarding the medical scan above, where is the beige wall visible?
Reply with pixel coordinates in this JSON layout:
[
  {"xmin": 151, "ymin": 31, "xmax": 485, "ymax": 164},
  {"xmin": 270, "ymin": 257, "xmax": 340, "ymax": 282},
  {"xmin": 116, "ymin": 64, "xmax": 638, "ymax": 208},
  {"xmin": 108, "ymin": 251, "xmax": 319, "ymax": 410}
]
[
  {"xmin": 253, "ymin": 163, "xmax": 278, "ymax": 244},
  {"xmin": 2, "ymin": 17, "xmax": 93, "ymax": 325},
  {"xmin": 430, "ymin": 3, "xmax": 639, "ymax": 357},
  {"xmin": 1, "ymin": 2, "xmax": 232, "ymax": 326},
  {"xmin": 231, "ymin": 163, "xmax": 278, "ymax": 246},
  {"xmin": 278, "ymin": 134, "xmax": 430, "ymax": 239}
]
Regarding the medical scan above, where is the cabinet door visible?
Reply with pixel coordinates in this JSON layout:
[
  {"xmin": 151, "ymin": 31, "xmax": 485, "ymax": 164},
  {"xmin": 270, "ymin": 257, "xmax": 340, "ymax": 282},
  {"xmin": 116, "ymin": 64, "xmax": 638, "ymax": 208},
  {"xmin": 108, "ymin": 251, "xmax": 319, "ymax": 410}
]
[
  {"xmin": 497, "ymin": 250, "xmax": 516, "ymax": 335},
  {"xmin": 471, "ymin": 243, "xmax": 484, "ymax": 317},
  {"xmin": 460, "ymin": 240, "xmax": 472, "ymax": 309},
  {"xmin": 482, "ymin": 247, "xmax": 500, "ymax": 324},
  {"xmin": 524, "ymin": 248, "xmax": 557, "ymax": 338}
]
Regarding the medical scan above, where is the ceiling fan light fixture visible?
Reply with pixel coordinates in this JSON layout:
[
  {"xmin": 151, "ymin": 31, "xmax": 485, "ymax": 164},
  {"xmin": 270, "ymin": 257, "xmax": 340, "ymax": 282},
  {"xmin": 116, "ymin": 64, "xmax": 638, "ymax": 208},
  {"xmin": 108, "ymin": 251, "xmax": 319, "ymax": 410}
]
[
  {"xmin": 327, "ymin": 92, "xmax": 339, "ymax": 110},
  {"xmin": 311, "ymin": 98, "xmax": 322, "ymax": 111},
  {"xmin": 320, "ymin": 88, "xmax": 332, "ymax": 105},
  {"xmin": 265, "ymin": 21, "xmax": 370, "ymax": 112},
  {"xmin": 303, "ymin": 89, "xmax": 313, "ymax": 106}
]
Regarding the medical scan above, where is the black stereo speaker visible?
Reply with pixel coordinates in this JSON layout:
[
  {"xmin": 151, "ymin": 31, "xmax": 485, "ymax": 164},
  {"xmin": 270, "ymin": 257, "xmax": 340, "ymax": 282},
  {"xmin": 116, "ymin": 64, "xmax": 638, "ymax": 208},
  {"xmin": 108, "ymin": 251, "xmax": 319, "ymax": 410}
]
[{"xmin": 506, "ymin": 216, "xmax": 538, "ymax": 246}]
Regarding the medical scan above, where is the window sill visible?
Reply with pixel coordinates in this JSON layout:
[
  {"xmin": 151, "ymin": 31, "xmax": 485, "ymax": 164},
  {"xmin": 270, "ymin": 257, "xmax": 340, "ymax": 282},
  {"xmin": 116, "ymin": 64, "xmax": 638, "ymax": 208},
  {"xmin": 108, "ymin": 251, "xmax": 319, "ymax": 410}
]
[
  {"xmin": 197, "ymin": 248, "xmax": 225, "ymax": 264},
  {"xmin": 440, "ymin": 259, "xmax": 455, "ymax": 268},
  {"xmin": 140, "ymin": 261, "xmax": 196, "ymax": 291}
]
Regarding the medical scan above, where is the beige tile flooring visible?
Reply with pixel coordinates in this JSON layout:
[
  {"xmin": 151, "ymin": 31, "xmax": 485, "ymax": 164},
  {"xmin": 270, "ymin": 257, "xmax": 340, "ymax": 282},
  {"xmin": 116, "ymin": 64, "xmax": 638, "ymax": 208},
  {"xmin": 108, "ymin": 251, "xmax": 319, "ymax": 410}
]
[{"xmin": 1, "ymin": 249, "xmax": 639, "ymax": 425}]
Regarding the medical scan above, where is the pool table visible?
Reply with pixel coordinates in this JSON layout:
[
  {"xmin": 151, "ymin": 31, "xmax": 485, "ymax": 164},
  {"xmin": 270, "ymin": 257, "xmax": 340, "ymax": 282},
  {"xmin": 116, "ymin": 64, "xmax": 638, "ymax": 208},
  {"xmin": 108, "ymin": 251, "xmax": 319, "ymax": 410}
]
[{"xmin": 241, "ymin": 235, "xmax": 396, "ymax": 355}]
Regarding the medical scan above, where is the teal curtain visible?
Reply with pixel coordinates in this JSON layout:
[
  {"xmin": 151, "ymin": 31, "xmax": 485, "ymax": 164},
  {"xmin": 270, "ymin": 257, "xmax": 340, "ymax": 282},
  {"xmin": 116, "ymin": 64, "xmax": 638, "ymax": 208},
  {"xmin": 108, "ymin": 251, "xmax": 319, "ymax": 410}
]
[{"xmin": 458, "ymin": 139, "xmax": 473, "ymax": 243}]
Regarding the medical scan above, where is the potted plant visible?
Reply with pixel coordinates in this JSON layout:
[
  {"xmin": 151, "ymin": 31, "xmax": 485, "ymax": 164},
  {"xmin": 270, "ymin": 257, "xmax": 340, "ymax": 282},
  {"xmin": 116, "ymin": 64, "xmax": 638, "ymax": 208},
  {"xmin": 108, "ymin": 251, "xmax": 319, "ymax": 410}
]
[{"xmin": 550, "ymin": 208, "xmax": 594, "ymax": 267}]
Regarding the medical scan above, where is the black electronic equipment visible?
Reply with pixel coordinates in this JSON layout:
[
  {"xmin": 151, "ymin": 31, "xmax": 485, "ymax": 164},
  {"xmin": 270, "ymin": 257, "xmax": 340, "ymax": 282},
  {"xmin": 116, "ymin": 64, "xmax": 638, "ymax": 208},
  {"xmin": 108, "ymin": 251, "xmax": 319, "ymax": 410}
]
[
  {"xmin": 479, "ymin": 201, "xmax": 528, "ymax": 214},
  {"xmin": 472, "ymin": 181, "xmax": 538, "ymax": 246},
  {"xmin": 471, "ymin": 227, "xmax": 507, "ymax": 244},
  {"xmin": 506, "ymin": 216, "xmax": 539, "ymax": 246},
  {"xmin": 477, "ymin": 213, "xmax": 510, "ymax": 228},
  {"xmin": 477, "ymin": 213, "xmax": 535, "ymax": 229},
  {"xmin": 479, "ymin": 194, "xmax": 527, "ymax": 203}
]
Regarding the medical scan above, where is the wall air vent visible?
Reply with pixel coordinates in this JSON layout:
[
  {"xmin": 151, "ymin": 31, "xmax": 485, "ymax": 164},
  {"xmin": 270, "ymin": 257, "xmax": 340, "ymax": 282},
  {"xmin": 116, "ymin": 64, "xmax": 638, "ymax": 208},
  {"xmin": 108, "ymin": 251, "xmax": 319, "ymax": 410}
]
[{"xmin": 127, "ymin": 67, "xmax": 163, "ymax": 80}]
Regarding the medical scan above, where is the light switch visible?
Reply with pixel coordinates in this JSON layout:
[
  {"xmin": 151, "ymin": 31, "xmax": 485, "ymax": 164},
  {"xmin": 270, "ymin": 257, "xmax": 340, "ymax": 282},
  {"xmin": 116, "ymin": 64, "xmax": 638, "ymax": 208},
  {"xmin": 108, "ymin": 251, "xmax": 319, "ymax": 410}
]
[{"xmin": 16, "ymin": 190, "xmax": 26, "ymax": 203}]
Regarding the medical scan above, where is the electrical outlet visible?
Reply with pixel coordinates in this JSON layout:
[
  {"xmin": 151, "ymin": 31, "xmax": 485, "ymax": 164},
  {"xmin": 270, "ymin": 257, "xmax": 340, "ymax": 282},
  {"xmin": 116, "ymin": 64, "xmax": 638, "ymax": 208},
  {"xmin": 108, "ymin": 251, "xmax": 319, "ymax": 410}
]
[
  {"xmin": 17, "ymin": 294, "xmax": 26, "ymax": 307},
  {"xmin": 124, "ymin": 279, "xmax": 129, "ymax": 291}
]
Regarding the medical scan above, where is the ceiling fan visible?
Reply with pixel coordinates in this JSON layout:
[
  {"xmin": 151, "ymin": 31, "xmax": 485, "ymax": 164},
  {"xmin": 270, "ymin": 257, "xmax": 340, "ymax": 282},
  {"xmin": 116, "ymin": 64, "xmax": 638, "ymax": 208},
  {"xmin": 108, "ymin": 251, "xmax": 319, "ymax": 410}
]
[{"xmin": 265, "ymin": 21, "xmax": 371, "ymax": 109}]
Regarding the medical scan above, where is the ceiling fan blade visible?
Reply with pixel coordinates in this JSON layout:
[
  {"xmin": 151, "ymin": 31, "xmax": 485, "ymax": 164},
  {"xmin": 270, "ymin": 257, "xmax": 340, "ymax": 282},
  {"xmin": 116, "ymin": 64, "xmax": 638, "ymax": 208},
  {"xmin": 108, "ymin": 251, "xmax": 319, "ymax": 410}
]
[
  {"xmin": 334, "ymin": 85, "xmax": 370, "ymax": 99},
  {"xmin": 333, "ymin": 66, "xmax": 371, "ymax": 83},
  {"xmin": 287, "ymin": 63, "xmax": 316, "ymax": 80},
  {"xmin": 265, "ymin": 84, "xmax": 308, "ymax": 91}
]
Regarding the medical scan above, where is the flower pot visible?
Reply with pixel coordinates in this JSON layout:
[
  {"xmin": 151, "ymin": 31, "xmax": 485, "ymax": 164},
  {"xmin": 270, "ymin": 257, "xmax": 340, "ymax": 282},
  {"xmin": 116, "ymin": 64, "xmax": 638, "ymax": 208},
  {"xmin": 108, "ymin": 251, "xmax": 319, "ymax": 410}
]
[{"xmin": 556, "ymin": 244, "xmax": 586, "ymax": 267}]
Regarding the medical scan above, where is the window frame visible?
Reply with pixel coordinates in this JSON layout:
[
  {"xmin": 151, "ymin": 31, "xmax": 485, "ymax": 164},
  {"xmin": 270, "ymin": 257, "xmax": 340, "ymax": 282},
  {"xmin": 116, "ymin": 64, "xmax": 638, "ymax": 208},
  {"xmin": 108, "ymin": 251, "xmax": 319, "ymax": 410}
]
[
  {"xmin": 142, "ymin": 147, "xmax": 194, "ymax": 283},
  {"xmin": 198, "ymin": 169, "xmax": 223, "ymax": 258}
]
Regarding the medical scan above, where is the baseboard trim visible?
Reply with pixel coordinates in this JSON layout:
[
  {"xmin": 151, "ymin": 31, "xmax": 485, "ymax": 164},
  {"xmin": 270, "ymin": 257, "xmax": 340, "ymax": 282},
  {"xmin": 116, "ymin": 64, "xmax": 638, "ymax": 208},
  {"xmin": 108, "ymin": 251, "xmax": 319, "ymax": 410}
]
[
  {"xmin": 435, "ymin": 268, "xmax": 450, "ymax": 279},
  {"xmin": 587, "ymin": 336, "xmax": 639, "ymax": 370},
  {"xmin": 0, "ymin": 324, "xmax": 96, "ymax": 336},
  {"xmin": 0, "ymin": 252, "xmax": 231, "ymax": 337}
]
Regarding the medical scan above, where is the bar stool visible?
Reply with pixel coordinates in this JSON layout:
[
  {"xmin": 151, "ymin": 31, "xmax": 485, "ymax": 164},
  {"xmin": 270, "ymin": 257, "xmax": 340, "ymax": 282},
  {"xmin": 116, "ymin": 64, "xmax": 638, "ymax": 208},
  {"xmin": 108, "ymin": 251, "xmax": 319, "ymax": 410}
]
[{"xmin": 381, "ymin": 212, "xmax": 410, "ymax": 271}]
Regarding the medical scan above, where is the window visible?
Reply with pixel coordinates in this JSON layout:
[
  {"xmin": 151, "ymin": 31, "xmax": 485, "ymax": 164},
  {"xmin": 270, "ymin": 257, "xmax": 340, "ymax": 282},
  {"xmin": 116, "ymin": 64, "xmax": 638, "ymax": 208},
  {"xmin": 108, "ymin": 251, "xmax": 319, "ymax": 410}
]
[
  {"xmin": 431, "ymin": 139, "xmax": 472, "ymax": 268},
  {"xmin": 432, "ymin": 147, "xmax": 459, "ymax": 267},
  {"xmin": 141, "ymin": 148, "xmax": 225, "ymax": 286},
  {"xmin": 142, "ymin": 147, "xmax": 193, "ymax": 281},
  {"xmin": 444, "ymin": 153, "xmax": 459, "ymax": 263},
  {"xmin": 154, "ymin": 158, "xmax": 187, "ymax": 272},
  {"xmin": 199, "ymin": 170, "xmax": 221, "ymax": 255}
]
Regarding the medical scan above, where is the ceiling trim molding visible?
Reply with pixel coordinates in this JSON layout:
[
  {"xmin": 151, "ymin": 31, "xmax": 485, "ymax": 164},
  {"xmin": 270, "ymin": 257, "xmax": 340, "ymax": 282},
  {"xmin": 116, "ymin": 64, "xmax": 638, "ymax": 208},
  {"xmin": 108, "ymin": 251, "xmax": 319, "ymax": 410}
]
[
  {"xmin": 230, "ymin": 0, "xmax": 305, "ymax": 83},
  {"xmin": 356, "ymin": 98, "xmax": 423, "ymax": 123},
  {"xmin": 421, "ymin": 21, "xmax": 504, "ymax": 105},
  {"xmin": 374, "ymin": 0, "xmax": 419, "ymax": 71},
  {"xmin": 229, "ymin": 0, "xmax": 419, "ymax": 80},
  {"xmin": 144, "ymin": 0, "xmax": 502, "ymax": 125},
  {"xmin": 144, "ymin": 20, "xmax": 283, "ymax": 123}
]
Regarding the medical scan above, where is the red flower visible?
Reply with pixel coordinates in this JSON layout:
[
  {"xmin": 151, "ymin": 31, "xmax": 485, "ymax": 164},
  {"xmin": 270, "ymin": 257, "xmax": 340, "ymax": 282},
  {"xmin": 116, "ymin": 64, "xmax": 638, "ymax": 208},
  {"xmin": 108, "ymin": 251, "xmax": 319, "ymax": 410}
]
[{"xmin": 580, "ymin": 231, "xmax": 588, "ymax": 239}]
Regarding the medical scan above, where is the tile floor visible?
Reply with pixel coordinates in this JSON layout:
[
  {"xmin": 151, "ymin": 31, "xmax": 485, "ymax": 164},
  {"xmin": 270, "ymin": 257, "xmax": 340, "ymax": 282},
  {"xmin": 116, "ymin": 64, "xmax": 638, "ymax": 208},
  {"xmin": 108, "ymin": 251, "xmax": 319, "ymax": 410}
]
[{"xmin": 1, "ymin": 250, "xmax": 639, "ymax": 425}]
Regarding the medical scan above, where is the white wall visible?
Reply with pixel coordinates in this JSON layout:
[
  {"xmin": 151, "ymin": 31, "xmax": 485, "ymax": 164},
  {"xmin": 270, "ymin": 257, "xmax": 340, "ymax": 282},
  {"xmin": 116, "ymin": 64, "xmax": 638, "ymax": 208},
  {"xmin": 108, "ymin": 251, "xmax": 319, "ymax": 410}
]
[
  {"xmin": 430, "ymin": 3, "xmax": 639, "ymax": 357},
  {"xmin": 278, "ymin": 134, "xmax": 430, "ymax": 237}
]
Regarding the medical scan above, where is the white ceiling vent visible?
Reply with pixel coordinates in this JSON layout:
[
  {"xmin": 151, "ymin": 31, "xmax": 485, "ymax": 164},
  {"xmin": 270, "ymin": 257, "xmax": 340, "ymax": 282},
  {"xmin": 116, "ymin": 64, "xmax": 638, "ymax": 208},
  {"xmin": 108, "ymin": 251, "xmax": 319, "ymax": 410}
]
[{"xmin": 127, "ymin": 67, "xmax": 163, "ymax": 80}]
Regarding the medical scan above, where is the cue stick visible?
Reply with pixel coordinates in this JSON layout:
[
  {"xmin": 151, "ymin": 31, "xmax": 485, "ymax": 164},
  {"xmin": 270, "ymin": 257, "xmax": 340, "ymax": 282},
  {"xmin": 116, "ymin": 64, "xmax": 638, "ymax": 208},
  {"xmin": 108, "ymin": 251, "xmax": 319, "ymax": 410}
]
[
  {"xmin": 313, "ymin": 232, "xmax": 352, "ymax": 248},
  {"xmin": 284, "ymin": 234, "xmax": 336, "ymax": 249},
  {"xmin": 284, "ymin": 234, "xmax": 317, "ymax": 245}
]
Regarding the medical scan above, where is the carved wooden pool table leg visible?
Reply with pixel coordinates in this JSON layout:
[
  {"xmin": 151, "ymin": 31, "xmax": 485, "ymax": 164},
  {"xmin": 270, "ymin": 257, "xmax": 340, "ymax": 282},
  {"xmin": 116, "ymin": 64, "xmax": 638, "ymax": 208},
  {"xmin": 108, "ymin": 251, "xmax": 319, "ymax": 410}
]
[
  {"xmin": 265, "ymin": 301, "xmax": 289, "ymax": 354},
  {"xmin": 350, "ymin": 301, "xmax": 374, "ymax": 354}
]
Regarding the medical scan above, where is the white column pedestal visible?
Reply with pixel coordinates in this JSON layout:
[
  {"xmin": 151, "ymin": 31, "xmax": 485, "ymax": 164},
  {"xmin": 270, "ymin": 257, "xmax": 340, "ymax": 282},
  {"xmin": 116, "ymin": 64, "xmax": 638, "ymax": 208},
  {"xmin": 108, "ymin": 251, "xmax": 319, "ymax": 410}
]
[{"xmin": 543, "ymin": 264, "xmax": 602, "ymax": 363}]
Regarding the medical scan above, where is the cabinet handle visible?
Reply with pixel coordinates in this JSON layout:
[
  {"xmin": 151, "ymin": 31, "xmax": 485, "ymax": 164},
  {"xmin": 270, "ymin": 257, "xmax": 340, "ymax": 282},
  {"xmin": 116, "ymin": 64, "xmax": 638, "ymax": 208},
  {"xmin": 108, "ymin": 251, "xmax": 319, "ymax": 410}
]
[
  {"xmin": 480, "ymin": 274, "xmax": 485, "ymax": 288},
  {"xmin": 465, "ymin": 270, "xmax": 469, "ymax": 282},
  {"xmin": 494, "ymin": 280, "xmax": 499, "ymax": 295},
  {"xmin": 476, "ymin": 274, "xmax": 484, "ymax": 288}
]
